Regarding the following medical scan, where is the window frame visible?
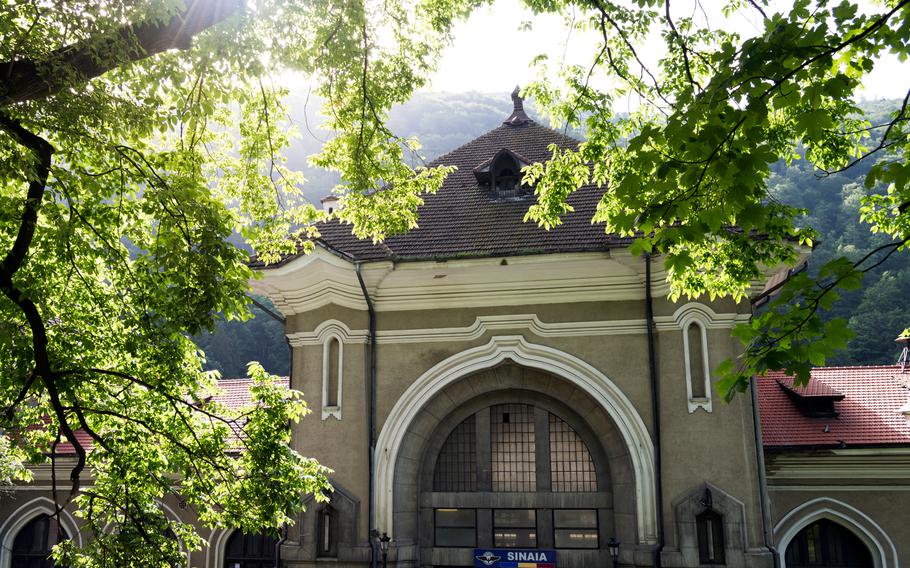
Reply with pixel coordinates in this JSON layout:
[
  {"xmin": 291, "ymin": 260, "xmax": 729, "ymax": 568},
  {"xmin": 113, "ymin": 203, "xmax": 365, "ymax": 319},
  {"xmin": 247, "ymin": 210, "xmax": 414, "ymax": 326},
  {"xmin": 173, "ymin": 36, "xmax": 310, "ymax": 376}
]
[
  {"xmin": 682, "ymin": 317, "xmax": 713, "ymax": 413},
  {"xmin": 696, "ymin": 509, "xmax": 726, "ymax": 565},
  {"xmin": 433, "ymin": 508, "xmax": 477, "ymax": 549},
  {"xmin": 316, "ymin": 506, "xmax": 338, "ymax": 558},
  {"xmin": 493, "ymin": 508, "xmax": 537, "ymax": 549},
  {"xmin": 553, "ymin": 508, "xmax": 600, "ymax": 550}
]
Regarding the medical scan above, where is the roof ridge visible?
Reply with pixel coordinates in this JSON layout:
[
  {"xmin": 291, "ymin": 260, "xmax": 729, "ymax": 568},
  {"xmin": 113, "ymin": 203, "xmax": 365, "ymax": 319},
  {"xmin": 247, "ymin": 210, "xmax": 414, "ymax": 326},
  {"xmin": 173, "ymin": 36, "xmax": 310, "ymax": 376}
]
[{"xmin": 426, "ymin": 121, "xmax": 581, "ymax": 170}]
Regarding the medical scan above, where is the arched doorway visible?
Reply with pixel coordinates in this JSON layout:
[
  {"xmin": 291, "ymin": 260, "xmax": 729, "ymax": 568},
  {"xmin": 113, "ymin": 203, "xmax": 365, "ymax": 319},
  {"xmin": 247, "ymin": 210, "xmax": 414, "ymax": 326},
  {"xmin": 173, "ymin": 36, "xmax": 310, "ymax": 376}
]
[
  {"xmin": 222, "ymin": 531, "xmax": 277, "ymax": 568},
  {"xmin": 784, "ymin": 520, "xmax": 873, "ymax": 568},
  {"xmin": 376, "ymin": 335, "xmax": 657, "ymax": 560},
  {"xmin": 10, "ymin": 514, "xmax": 68, "ymax": 568},
  {"xmin": 422, "ymin": 396, "xmax": 611, "ymax": 556}
]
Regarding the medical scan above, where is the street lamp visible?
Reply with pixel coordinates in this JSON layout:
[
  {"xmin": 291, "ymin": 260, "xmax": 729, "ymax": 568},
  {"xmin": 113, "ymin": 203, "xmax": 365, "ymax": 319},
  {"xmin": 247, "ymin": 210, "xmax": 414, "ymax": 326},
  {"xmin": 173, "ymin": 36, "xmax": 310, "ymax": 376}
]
[
  {"xmin": 376, "ymin": 531, "xmax": 391, "ymax": 568},
  {"xmin": 608, "ymin": 537, "xmax": 620, "ymax": 568}
]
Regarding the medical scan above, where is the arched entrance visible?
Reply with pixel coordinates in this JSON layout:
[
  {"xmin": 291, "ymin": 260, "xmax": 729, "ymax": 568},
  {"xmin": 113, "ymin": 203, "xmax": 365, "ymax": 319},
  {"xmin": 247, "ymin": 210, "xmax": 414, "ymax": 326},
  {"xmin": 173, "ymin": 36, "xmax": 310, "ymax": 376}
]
[
  {"xmin": 418, "ymin": 390, "xmax": 614, "ymax": 565},
  {"xmin": 774, "ymin": 498, "xmax": 897, "ymax": 568},
  {"xmin": 784, "ymin": 519, "xmax": 873, "ymax": 568},
  {"xmin": 375, "ymin": 335, "xmax": 657, "ymax": 555},
  {"xmin": 9, "ymin": 514, "xmax": 68, "ymax": 568},
  {"xmin": 375, "ymin": 336, "xmax": 657, "ymax": 567}
]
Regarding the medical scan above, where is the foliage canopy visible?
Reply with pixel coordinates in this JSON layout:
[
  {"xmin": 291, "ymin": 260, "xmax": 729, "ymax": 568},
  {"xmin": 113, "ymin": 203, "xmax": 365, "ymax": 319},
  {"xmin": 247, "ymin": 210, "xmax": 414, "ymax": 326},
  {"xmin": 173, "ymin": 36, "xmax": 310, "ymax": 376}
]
[{"xmin": 0, "ymin": 0, "xmax": 908, "ymax": 565}]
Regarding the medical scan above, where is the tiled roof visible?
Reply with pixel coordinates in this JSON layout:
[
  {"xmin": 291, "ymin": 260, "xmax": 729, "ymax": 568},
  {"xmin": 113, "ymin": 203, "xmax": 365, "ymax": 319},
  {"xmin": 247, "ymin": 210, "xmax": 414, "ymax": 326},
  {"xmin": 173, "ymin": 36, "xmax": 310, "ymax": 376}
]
[
  {"xmin": 256, "ymin": 106, "xmax": 632, "ymax": 268},
  {"xmin": 53, "ymin": 377, "xmax": 289, "ymax": 455},
  {"xmin": 758, "ymin": 366, "xmax": 910, "ymax": 449}
]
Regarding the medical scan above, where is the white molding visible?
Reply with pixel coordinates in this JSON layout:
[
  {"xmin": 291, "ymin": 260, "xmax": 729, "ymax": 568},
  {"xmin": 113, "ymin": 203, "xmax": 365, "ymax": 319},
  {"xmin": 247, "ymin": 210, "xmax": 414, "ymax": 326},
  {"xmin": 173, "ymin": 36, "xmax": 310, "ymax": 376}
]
[
  {"xmin": 774, "ymin": 498, "xmax": 898, "ymax": 568},
  {"xmin": 287, "ymin": 320, "xmax": 369, "ymax": 346},
  {"xmin": 373, "ymin": 335, "xmax": 658, "ymax": 545},
  {"xmin": 206, "ymin": 527, "xmax": 232, "ymax": 568},
  {"xmin": 0, "ymin": 497, "xmax": 82, "ymax": 568},
  {"xmin": 682, "ymin": 320, "xmax": 713, "ymax": 414},
  {"xmin": 654, "ymin": 302, "xmax": 751, "ymax": 331},
  {"xmin": 287, "ymin": 312, "xmax": 749, "ymax": 347},
  {"xmin": 321, "ymin": 334, "xmax": 343, "ymax": 421},
  {"xmin": 677, "ymin": 304, "xmax": 715, "ymax": 413}
]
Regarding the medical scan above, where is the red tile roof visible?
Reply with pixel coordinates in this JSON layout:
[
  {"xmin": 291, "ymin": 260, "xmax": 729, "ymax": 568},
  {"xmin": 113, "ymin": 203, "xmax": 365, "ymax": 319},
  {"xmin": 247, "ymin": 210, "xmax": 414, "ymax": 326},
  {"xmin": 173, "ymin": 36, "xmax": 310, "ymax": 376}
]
[
  {"xmin": 52, "ymin": 377, "xmax": 289, "ymax": 455},
  {"xmin": 758, "ymin": 366, "xmax": 910, "ymax": 449}
]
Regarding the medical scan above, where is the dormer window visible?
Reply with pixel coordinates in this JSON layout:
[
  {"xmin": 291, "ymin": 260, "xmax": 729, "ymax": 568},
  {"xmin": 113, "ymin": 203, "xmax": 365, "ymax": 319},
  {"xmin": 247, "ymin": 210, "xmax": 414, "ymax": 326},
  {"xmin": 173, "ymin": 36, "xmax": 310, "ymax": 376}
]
[
  {"xmin": 777, "ymin": 379, "xmax": 844, "ymax": 418},
  {"xmin": 474, "ymin": 148, "xmax": 532, "ymax": 199}
]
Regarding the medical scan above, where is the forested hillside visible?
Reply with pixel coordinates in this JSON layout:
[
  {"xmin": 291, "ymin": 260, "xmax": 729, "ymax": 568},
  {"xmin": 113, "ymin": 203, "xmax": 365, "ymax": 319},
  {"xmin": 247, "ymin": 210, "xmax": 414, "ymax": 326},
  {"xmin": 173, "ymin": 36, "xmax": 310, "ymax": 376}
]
[{"xmin": 196, "ymin": 94, "xmax": 908, "ymax": 377}]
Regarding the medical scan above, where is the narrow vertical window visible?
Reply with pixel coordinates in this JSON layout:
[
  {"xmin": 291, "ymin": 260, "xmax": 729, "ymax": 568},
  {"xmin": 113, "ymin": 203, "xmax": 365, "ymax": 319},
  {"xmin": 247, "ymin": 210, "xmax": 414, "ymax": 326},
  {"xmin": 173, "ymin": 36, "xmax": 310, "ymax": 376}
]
[
  {"xmin": 684, "ymin": 320, "xmax": 712, "ymax": 413},
  {"xmin": 316, "ymin": 506, "xmax": 338, "ymax": 558},
  {"xmin": 696, "ymin": 509, "xmax": 725, "ymax": 565},
  {"xmin": 688, "ymin": 322, "xmax": 706, "ymax": 399},
  {"xmin": 322, "ymin": 336, "xmax": 343, "ymax": 420}
]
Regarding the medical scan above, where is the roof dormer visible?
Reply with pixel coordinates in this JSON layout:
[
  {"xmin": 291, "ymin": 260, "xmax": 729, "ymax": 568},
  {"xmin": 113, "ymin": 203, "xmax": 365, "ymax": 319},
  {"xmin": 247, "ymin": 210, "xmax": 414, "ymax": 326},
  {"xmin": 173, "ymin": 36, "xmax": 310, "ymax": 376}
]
[
  {"xmin": 778, "ymin": 378, "xmax": 844, "ymax": 418},
  {"xmin": 473, "ymin": 148, "xmax": 533, "ymax": 199}
]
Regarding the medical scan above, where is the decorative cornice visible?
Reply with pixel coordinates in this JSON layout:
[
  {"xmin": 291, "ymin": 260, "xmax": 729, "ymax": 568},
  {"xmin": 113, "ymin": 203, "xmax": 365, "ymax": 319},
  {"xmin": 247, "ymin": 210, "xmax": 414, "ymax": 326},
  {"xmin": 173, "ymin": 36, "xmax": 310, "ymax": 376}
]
[
  {"xmin": 288, "ymin": 311, "xmax": 748, "ymax": 346},
  {"xmin": 765, "ymin": 450, "xmax": 910, "ymax": 479}
]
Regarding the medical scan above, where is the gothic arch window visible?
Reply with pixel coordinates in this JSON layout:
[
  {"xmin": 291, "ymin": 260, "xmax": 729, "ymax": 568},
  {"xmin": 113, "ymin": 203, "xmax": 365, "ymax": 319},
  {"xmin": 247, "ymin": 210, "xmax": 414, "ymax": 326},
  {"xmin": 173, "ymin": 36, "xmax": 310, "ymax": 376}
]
[
  {"xmin": 697, "ymin": 509, "xmax": 726, "ymax": 565},
  {"xmin": 223, "ymin": 531, "xmax": 277, "ymax": 568},
  {"xmin": 429, "ymin": 402, "xmax": 603, "ymax": 550},
  {"xmin": 683, "ymin": 318, "xmax": 713, "ymax": 413},
  {"xmin": 316, "ymin": 506, "xmax": 338, "ymax": 558},
  {"xmin": 322, "ymin": 335, "xmax": 342, "ymax": 420},
  {"xmin": 10, "ymin": 514, "xmax": 68, "ymax": 568},
  {"xmin": 784, "ymin": 519, "xmax": 873, "ymax": 568}
]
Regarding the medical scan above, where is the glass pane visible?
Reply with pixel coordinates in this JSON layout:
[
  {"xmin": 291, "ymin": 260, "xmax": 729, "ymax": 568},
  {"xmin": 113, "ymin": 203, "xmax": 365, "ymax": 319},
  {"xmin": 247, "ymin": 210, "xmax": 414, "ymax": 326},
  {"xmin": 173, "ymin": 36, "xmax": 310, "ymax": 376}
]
[
  {"xmin": 554, "ymin": 510, "xmax": 597, "ymax": 528},
  {"xmin": 433, "ymin": 416, "xmax": 477, "ymax": 491},
  {"xmin": 549, "ymin": 414, "xmax": 597, "ymax": 492},
  {"xmin": 435, "ymin": 527, "xmax": 476, "ymax": 547},
  {"xmin": 494, "ymin": 528, "xmax": 537, "ymax": 548},
  {"xmin": 435, "ymin": 509, "xmax": 475, "ymax": 527},
  {"xmin": 494, "ymin": 509, "xmax": 536, "ymax": 528},
  {"xmin": 555, "ymin": 529, "xmax": 599, "ymax": 549},
  {"xmin": 491, "ymin": 404, "xmax": 536, "ymax": 492}
]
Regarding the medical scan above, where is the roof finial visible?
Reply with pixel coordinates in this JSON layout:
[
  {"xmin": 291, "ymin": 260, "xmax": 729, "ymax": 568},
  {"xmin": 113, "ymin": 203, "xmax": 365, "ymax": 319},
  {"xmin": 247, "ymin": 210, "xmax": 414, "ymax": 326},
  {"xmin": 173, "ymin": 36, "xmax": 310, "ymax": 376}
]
[{"xmin": 504, "ymin": 85, "xmax": 532, "ymax": 126}]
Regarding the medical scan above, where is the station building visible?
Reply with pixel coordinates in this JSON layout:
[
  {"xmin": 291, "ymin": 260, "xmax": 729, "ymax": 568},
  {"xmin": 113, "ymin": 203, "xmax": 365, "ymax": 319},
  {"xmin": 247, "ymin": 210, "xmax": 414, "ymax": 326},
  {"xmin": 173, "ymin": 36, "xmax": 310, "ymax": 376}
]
[{"xmin": 1, "ymin": 91, "xmax": 909, "ymax": 568}]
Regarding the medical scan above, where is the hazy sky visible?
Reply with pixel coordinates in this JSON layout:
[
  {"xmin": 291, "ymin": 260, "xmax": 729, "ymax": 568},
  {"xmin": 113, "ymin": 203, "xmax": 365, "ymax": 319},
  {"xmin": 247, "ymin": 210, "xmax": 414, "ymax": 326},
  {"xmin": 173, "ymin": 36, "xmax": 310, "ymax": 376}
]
[{"xmin": 426, "ymin": 0, "xmax": 908, "ymax": 103}]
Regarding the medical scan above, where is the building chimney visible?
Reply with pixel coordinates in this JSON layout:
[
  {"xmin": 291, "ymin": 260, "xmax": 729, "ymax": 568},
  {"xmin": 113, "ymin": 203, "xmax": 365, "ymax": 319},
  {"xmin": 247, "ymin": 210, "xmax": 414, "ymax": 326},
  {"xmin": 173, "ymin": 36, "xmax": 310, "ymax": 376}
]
[
  {"xmin": 321, "ymin": 194, "xmax": 340, "ymax": 214},
  {"xmin": 897, "ymin": 333, "xmax": 910, "ymax": 373}
]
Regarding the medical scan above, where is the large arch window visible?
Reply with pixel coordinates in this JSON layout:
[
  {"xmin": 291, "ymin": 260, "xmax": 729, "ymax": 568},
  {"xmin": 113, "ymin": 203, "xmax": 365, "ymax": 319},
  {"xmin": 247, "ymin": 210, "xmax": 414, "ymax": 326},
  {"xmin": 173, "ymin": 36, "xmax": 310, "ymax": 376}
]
[
  {"xmin": 223, "ymin": 531, "xmax": 277, "ymax": 568},
  {"xmin": 11, "ymin": 514, "xmax": 68, "ymax": 568},
  {"xmin": 429, "ymin": 402, "xmax": 603, "ymax": 550},
  {"xmin": 784, "ymin": 519, "xmax": 873, "ymax": 568}
]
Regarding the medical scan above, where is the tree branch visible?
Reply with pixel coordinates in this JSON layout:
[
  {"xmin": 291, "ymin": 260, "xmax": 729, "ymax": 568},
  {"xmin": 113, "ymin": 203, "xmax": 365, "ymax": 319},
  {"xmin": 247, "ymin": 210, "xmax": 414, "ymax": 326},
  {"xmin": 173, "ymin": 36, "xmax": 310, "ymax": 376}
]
[{"xmin": 0, "ymin": 0, "xmax": 244, "ymax": 106}]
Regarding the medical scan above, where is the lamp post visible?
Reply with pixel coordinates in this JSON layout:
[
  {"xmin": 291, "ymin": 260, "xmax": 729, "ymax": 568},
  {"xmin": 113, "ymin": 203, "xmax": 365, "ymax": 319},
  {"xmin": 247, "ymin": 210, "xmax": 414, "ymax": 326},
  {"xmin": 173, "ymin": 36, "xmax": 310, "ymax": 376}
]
[
  {"xmin": 608, "ymin": 537, "xmax": 620, "ymax": 568},
  {"xmin": 376, "ymin": 531, "xmax": 390, "ymax": 568}
]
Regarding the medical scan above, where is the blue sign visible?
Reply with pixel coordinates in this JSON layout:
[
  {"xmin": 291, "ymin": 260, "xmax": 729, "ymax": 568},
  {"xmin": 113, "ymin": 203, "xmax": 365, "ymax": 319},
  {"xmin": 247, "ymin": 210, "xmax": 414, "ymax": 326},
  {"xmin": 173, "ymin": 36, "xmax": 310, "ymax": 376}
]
[{"xmin": 473, "ymin": 548, "xmax": 557, "ymax": 567}]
